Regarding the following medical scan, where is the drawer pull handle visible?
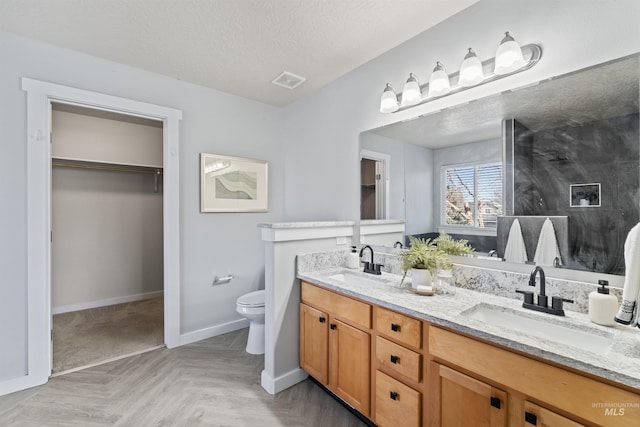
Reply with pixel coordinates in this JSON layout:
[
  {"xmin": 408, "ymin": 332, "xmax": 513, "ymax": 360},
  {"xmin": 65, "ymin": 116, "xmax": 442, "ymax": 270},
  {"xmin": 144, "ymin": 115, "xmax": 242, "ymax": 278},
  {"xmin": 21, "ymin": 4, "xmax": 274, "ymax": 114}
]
[
  {"xmin": 524, "ymin": 412, "xmax": 537, "ymax": 425},
  {"xmin": 389, "ymin": 391, "xmax": 399, "ymax": 401},
  {"xmin": 330, "ymin": 324, "xmax": 337, "ymax": 330},
  {"xmin": 390, "ymin": 355, "xmax": 399, "ymax": 364},
  {"xmin": 391, "ymin": 323, "xmax": 401, "ymax": 332},
  {"xmin": 319, "ymin": 317, "xmax": 326, "ymax": 323},
  {"xmin": 490, "ymin": 396, "xmax": 501, "ymax": 409}
]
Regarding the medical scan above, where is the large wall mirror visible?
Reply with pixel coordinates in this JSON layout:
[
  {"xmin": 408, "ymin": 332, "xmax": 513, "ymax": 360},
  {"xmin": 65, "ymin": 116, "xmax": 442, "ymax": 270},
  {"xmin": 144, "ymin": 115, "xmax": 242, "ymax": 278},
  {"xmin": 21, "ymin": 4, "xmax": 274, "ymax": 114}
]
[{"xmin": 360, "ymin": 53, "xmax": 639, "ymax": 276}]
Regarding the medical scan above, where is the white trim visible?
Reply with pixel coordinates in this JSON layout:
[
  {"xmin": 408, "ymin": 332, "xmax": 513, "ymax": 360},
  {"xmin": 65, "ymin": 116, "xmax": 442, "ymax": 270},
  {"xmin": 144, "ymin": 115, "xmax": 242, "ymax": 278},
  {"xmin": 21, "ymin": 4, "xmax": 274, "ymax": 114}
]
[
  {"xmin": 50, "ymin": 345, "xmax": 165, "ymax": 377},
  {"xmin": 260, "ymin": 224, "xmax": 354, "ymax": 242},
  {"xmin": 52, "ymin": 291, "xmax": 164, "ymax": 315},
  {"xmin": 179, "ymin": 319, "xmax": 249, "ymax": 346},
  {"xmin": 19, "ymin": 78, "xmax": 182, "ymax": 395},
  {"xmin": 261, "ymin": 368, "xmax": 309, "ymax": 395}
]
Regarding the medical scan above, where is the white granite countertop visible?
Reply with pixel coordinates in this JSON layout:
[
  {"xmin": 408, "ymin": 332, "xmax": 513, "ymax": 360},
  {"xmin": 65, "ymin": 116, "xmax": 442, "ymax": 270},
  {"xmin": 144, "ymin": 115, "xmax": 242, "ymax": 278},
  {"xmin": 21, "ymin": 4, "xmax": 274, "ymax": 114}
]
[{"xmin": 298, "ymin": 267, "xmax": 640, "ymax": 391}]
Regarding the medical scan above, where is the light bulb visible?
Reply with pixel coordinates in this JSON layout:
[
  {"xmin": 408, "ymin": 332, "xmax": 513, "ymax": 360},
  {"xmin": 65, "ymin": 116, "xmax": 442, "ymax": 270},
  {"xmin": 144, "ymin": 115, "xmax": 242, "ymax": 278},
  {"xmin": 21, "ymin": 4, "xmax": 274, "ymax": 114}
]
[
  {"xmin": 495, "ymin": 31, "xmax": 525, "ymax": 75},
  {"xmin": 458, "ymin": 48, "xmax": 484, "ymax": 87},
  {"xmin": 401, "ymin": 73, "xmax": 422, "ymax": 106},
  {"xmin": 427, "ymin": 62, "xmax": 451, "ymax": 97},
  {"xmin": 379, "ymin": 83, "xmax": 399, "ymax": 113}
]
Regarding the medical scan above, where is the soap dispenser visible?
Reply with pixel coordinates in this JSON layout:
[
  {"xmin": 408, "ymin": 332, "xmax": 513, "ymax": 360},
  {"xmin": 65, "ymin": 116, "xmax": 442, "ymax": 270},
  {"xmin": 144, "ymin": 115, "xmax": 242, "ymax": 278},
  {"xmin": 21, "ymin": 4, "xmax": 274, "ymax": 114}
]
[
  {"xmin": 588, "ymin": 280, "xmax": 619, "ymax": 326},
  {"xmin": 347, "ymin": 246, "xmax": 360, "ymax": 269}
]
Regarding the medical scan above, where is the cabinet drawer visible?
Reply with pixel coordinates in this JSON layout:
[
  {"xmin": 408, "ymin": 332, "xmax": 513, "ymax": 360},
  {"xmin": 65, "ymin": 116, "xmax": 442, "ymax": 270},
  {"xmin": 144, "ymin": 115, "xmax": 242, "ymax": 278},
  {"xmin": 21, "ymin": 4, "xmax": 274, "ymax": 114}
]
[
  {"xmin": 376, "ymin": 336, "xmax": 422, "ymax": 383},
  {"xmin": 376, "ymin": 307, "xmax": 422, "ymax": 349},
  {"xmin": 301, "ymin": 281, "xmax": 371, "ymax": 329},
  {"xmin": 375, "ymin": 370, "xmax": 421, "ymax": 427}
]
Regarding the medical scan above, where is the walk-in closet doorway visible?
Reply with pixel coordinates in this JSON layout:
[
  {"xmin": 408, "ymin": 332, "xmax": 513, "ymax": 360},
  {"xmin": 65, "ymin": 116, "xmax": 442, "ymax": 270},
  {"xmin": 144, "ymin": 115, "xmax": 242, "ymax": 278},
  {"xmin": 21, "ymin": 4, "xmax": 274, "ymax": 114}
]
[
  {"xmin": 22, "ymin": 78, "xmax": 182, "ymax": 392},
  {"xmin": 50, "ymin": 103, "xmax": 165, "ymax": 374}
]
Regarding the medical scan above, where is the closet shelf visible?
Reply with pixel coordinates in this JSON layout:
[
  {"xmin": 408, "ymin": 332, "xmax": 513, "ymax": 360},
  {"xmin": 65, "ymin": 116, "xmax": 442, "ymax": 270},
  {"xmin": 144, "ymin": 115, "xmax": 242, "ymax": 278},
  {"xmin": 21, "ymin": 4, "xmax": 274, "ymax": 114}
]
[{"xmin": 52, "ymin": 158, "xmax": 163, "ymax": 175}]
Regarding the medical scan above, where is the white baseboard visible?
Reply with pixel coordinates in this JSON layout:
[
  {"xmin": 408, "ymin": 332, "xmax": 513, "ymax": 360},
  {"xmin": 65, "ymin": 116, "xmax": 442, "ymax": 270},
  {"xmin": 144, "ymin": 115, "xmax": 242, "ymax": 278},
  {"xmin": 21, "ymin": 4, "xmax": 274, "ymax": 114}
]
[
  {"xmin": 261, "ymin": 368, "xmax": 308, "ymax": 395},
  {"xmin": 52, "ymin": 291, "xmax": 164, "ymax": 315},
  {"xmin": 0, "ymin": 372, "xmax": 47, "ymax": 398},
  {"xmin": 179, "ymin": 318, "xmax": 249, "ymax": 346}
]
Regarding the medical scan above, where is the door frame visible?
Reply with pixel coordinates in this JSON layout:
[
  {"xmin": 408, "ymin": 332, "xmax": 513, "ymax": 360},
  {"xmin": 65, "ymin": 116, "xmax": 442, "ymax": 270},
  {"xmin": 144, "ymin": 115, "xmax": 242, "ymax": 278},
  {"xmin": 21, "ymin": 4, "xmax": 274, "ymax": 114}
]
[
  {"xmin": 21, "ymin": 78, "xmax": 182, "ymax": 390},
  {"xmin": 360, "ymin": 149, "xmax": 390, "ymax": 219}
]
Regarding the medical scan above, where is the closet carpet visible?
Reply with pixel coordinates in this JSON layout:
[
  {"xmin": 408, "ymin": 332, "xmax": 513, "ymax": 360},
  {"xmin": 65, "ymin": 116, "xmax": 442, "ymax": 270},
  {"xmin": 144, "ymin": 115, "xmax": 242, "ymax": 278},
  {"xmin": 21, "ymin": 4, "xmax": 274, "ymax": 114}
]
[
  {"xmin": 0, "ymin": 329, "xmax": 368, "ymax": 427},
  {"xmin": 52, "ymin": 297, "xmax": 164, "ymax": 374}
]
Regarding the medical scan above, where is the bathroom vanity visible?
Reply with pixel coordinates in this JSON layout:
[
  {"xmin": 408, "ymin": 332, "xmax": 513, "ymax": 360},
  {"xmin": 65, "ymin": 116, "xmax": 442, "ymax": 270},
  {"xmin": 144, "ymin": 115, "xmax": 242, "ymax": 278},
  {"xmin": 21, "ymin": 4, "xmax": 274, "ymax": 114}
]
[{"xmin": 298, "ymin": 266, "xmax": 640, "ymax": 427}]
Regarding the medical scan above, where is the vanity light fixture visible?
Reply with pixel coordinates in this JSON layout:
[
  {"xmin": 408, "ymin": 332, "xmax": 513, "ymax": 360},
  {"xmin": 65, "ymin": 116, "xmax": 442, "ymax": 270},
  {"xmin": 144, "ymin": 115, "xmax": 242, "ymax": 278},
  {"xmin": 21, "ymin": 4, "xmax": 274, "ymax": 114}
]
[
  {"xmin": 427, "ymin": 62, "xmax": 451, "ymax": 97},
  {"xmin": 378, "ymin": 31, "xmax": 541, "ymax": 114},
  {"xmin": 494, "ymin": 31, "xmax": 526, "ymax": 75},
  {"xmin": 401, "ymin": 73, "xmax": 422, "ymax": 106},
  {"xmin": 379, "ymin": 83, "xmax": 400, "ymax": 113},
  {"xmin": 458, "ymin": 48, "xmax": 484, "ymax": 87}
]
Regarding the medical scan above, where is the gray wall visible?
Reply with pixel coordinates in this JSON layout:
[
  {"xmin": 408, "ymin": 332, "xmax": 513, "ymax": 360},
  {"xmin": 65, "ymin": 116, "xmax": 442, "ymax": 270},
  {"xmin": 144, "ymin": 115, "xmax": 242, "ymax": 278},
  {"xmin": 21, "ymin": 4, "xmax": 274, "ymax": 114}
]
[
  {"xmin": 281, "ymin": 0, "xmax": 640, "ymax": 224},
  {"xmin": 52, "ymin": 168, "xmax": 164, "ymax": 309},
  {"xmin": 0, "ymin": 31, "xmax": 284, "ymax": 382},
  {"xmin": 404, "ymin": 142, "xmax": 434, "ymax": 235}
]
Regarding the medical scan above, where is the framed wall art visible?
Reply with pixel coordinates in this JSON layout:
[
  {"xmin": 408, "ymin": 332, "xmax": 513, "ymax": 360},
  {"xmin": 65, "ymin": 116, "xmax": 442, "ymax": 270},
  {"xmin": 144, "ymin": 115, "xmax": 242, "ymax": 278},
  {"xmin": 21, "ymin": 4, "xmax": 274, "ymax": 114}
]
[
  {"xmin": 570, "ymin": 183, "xmax": 601, "ymax": 207},
  {"xmin": 200, "ymin": 153, "xmax": 268, "ymax": 212}
]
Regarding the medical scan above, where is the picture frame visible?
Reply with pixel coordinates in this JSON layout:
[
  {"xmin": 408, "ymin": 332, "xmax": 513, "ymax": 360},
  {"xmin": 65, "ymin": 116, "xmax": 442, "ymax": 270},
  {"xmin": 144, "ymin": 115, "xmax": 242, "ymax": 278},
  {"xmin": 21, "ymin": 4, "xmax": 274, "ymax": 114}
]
[
  {"xmin": 570, "ymin": 183, "xmax": 601, "ymax": 207},
  {"xmin": 200, "ymin": 153, "xmax": 268, "ymax": 212}
]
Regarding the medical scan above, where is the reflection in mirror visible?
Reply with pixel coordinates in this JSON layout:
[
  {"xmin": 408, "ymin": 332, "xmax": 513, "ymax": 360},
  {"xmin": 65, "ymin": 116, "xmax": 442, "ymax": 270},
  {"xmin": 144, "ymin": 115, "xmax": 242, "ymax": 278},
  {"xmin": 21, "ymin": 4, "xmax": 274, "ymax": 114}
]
[{"xmin": 360, "ymin": 53, "xmax": 639, "ymax": 276}]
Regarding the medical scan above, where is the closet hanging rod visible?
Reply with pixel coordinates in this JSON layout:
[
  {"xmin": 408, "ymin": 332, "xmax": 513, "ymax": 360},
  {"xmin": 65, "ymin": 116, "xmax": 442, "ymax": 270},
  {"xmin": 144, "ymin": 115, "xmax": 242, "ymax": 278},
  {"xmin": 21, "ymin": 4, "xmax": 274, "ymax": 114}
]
[{"xmin": 52, "ymin": 161, "xmax": 162, "ymax": 175}]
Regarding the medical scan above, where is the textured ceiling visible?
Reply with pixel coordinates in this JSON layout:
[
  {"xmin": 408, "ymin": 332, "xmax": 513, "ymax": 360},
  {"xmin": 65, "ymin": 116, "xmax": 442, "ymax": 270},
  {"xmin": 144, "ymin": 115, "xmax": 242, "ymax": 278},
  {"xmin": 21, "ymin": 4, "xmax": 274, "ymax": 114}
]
[
  {"xmin": 370, "ymin": 54, "xmax": 640, "ymax": 148},
  {"xmin": 0, "ymin": 0, "xmax": 478, "ymax": 107}
]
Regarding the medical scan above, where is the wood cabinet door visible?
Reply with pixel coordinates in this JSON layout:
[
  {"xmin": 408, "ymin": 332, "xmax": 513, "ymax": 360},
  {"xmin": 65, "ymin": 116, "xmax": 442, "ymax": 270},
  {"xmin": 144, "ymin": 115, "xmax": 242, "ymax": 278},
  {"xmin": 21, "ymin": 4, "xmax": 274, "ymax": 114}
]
[
  {"xmin": 330, "ymin": 319, "xmax": 371, "ymax": 416},
  {"xmin": 300, "ymin": 303, "xmax": 329, "ymax": 384},
  {"xmin": 524, "ymin": 401, "xmax": 587, "ymax": 427},
  {"xmin": 431, "ymin": 362, "xmax": 507, "ymax": 427}
]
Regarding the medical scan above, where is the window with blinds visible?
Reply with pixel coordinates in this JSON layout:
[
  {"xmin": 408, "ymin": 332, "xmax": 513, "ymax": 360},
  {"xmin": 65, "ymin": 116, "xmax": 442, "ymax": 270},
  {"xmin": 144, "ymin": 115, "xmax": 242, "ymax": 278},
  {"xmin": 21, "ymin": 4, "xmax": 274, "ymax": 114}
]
[{"xmin": 442, "ymin": 162, "xmax": 502, "ymax": 228}]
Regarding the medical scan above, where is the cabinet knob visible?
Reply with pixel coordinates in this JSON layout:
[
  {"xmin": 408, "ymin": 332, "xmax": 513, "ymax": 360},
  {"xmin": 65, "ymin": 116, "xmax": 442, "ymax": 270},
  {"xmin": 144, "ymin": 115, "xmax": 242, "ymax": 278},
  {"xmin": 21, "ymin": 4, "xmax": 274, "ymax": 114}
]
[
  {"xmin": 330, "ymin": 324, "xmax": 337, "ymax": 330},
  {"xmin": 390, "ymin": 323, "xmax": 401, "ymax": 332},
  {"xmin": 389, "ymin": 391, "xmax": 399, "ymax": 400},
  {"xmin": 390, "ymin": 355, "xmax": 399, "ymax": 364},
  {"xmin": 524, "ymin": 412, "xmax": 537, "ymax": 425},
  {"xmin": 318, "ymin": 316, "xmax": 326, "ymax": 323}
]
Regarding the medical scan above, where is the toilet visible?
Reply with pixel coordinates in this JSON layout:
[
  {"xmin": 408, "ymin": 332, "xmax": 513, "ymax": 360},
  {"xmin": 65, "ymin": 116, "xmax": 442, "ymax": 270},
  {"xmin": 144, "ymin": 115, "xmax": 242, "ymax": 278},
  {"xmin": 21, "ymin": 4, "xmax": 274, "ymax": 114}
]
[{"xmin": 236, "ymin": 290, "xmax": 266, "ymax": 354}]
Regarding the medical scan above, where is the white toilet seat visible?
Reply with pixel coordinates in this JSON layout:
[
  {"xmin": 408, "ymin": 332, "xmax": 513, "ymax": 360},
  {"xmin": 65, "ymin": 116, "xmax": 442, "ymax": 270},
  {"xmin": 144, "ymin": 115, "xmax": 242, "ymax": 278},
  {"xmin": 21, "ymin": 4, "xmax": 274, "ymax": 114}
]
[{"xmin": 237, "ymin": 290, "xmax": 265, "ymax": 308}]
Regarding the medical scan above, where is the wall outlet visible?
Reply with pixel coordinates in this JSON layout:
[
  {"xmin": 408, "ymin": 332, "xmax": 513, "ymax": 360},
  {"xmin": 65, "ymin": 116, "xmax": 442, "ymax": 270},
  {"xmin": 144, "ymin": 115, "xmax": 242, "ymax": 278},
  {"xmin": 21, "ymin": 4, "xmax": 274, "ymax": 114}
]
[{"xmin": 336, "ymin": 236, "xmax": 347, "ymax": 245}]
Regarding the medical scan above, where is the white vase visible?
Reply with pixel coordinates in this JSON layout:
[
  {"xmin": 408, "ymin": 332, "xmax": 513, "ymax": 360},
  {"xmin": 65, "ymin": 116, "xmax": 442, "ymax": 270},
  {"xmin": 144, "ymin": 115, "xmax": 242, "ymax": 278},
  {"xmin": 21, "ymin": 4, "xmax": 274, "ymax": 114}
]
[
  {"xmin": 411, "ymin": 268, "xmax": 432, "ymax": 289},
  {"xmin": 580, "ymin": 198, "xmax": 589, "ymax": 206}
]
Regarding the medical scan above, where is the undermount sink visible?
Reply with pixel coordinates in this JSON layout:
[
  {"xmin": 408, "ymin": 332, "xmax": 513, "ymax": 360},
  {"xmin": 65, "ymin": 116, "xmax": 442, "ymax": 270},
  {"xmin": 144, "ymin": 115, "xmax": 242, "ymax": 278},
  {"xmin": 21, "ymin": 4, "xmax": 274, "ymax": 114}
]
[
  {"xmin": 462, "ymin": 303, "xmax": 614, "ymax": 355},
  {"xmin": 327, "ymin": 271, "xmax": 396, "ymax": 287}
]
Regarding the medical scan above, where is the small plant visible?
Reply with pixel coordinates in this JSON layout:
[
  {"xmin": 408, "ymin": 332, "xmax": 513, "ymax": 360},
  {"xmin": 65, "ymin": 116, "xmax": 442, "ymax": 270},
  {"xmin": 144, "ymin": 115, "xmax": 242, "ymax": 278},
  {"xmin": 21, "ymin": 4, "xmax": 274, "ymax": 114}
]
[
  {"xmin": 433, "ymin": 233, "xmax": 476, "ymax": 257},
  {"xmin": 399, "ymin": 236, "xmax": 452, "ymax": 275}
]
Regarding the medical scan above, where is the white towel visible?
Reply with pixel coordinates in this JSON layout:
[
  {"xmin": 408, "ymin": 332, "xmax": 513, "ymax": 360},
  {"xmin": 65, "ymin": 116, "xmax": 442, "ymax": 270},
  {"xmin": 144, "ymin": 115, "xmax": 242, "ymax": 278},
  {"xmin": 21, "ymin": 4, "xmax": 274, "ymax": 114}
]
[
  {"xmin": 504, "ymin": 218, "xmax": 528, "ymax": 263},
  {"xmin": 615, "ymin": 223, "xmax": 640, "ymax": 325},
  {"xmin": 533, "ymin": 218, "xmax": 562, "ymax": 267}
]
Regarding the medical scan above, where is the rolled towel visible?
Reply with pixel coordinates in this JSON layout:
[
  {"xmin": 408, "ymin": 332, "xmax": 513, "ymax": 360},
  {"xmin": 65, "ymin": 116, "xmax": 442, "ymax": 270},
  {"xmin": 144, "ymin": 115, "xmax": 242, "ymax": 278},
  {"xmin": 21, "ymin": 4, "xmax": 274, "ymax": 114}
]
[
  {"xmin": 533, "ymin": 218, "xmax": 562, "ymax": 267},
  {"xmin": 615, "ymin": 223, "xmax": 640, "ymax": 325},
  {"xmin": 504, "ymin": 218, "xmax": 528, "ymax": 263}
]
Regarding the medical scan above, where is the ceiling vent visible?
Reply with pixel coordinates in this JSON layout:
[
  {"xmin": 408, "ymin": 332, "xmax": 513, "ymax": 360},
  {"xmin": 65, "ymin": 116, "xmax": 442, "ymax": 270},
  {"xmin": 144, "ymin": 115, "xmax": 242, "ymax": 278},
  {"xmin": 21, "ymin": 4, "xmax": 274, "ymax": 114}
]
[{"xmin": 271, "ymin": 71, "xmax": 306, "ymax": 90}]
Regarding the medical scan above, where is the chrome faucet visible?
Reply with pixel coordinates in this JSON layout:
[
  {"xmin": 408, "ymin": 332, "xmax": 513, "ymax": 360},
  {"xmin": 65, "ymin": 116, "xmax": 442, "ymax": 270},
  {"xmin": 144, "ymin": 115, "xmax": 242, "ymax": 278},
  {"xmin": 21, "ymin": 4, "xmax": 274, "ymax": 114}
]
[
  {"xmin": 393, "ymin": 241, "xmax": 404, "ymax": 249},
  {"xmin": 516, "ymin": 266, "xmax": 573, "ymax": 316},
  {"xmin": 359, "ymin": 245, "xmax": 382, "ymax": 275}
]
